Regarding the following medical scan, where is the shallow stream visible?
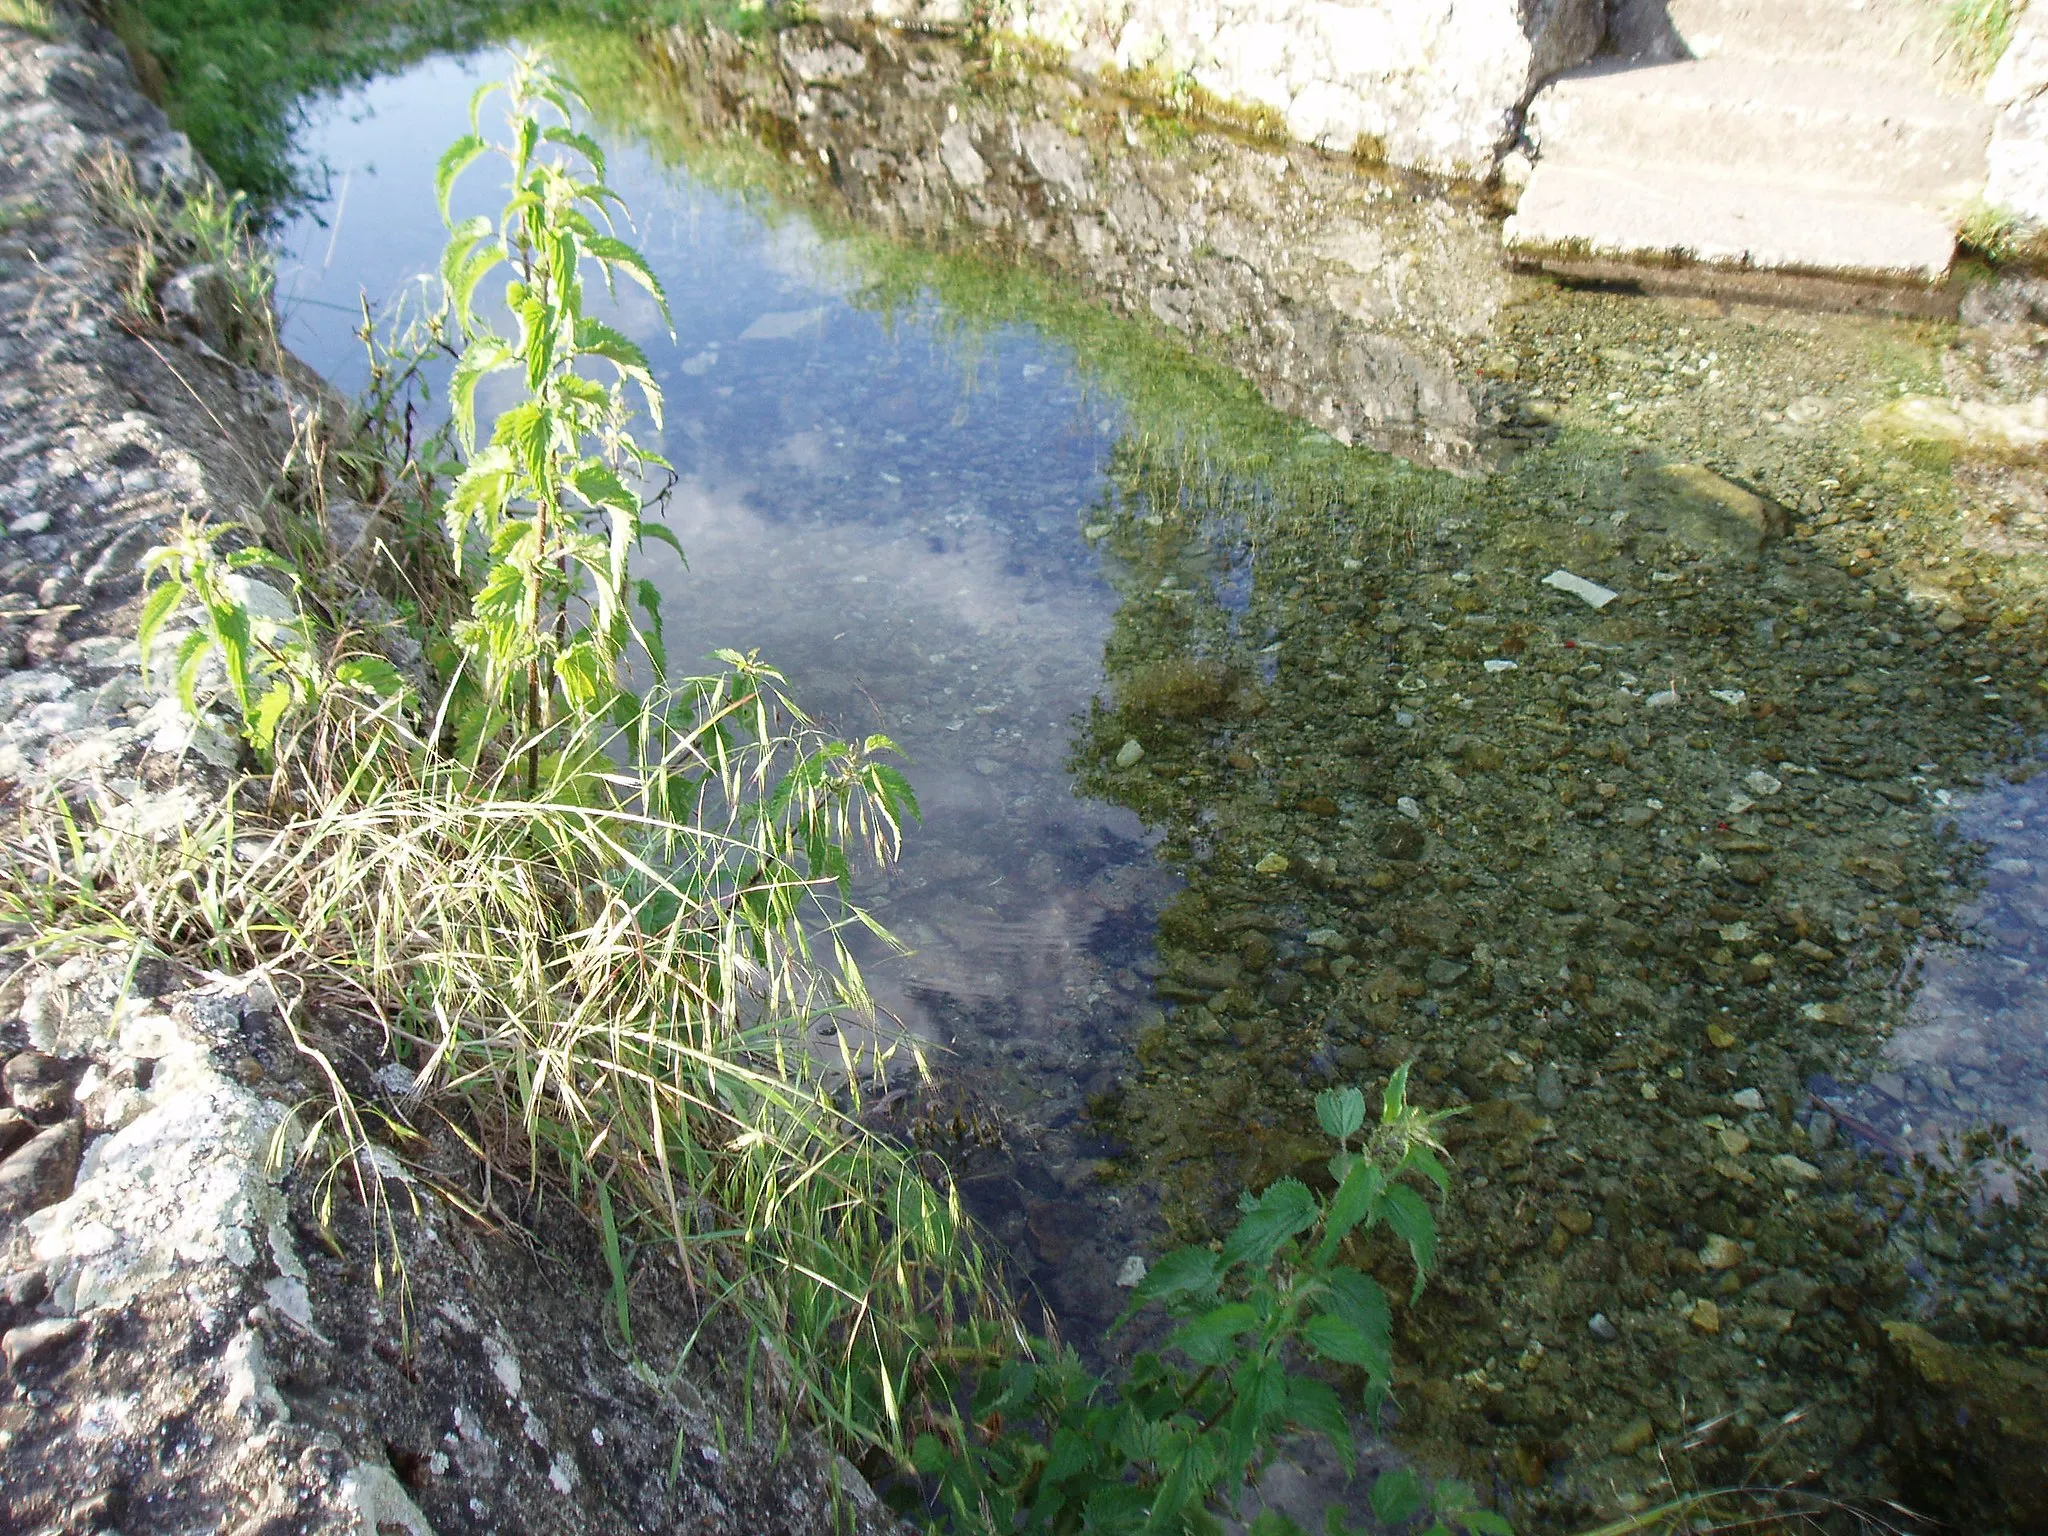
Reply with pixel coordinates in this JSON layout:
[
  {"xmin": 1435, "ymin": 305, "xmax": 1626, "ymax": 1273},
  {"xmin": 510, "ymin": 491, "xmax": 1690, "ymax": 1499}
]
[{"xmin": 272, "ymin": 27, "xmax": 2048, "ymax": 1529}]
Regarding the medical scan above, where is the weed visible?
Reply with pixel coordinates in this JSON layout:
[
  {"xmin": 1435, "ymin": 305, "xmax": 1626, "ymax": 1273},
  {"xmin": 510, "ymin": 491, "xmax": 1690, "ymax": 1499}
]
[
  {"xmin": 79, "ymin": 146, "xmax": 278, "ymax": 361},
  {"xmin": 0, "ymin": 0, "xmax": 52, "ymax": 38},
  {"xmin": 1944, "ymin": 0, "xmax": 2018, "ymax": 79},
  {"xmin": 909, "ymin": 1073, "xmax": 1507, "ymax": 1535}
]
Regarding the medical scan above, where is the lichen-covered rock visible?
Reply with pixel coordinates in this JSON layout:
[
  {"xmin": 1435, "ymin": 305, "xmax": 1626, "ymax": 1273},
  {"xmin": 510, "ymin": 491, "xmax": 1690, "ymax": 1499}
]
[{"xmin": 1878, "ymin": 1322, "xmax": 2048, "ymax": 1530}]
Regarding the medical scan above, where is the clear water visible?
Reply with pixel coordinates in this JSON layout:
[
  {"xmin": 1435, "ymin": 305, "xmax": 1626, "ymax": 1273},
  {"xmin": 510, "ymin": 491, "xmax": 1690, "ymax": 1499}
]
[
  {"xmin": 271, "ymin": 39, "xmax": 2048, "ymax": 1525},
  {"xmin": 274, "ymin": 52, "xmax": 1178, "ymax": 1330}
]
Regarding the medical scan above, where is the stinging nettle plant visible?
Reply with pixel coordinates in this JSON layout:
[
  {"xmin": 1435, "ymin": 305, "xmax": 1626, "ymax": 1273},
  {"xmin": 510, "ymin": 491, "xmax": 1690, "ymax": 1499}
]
[{"xmin": 434, "ymin": 51, "xmax": 681, "ymax": 771}]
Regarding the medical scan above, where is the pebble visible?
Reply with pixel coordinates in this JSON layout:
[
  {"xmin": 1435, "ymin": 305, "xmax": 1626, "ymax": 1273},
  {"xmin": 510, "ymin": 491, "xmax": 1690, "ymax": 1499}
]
[
  {"xmin": 1699, "ymin": 1233, "xmax": 1744, "ymax": 1270},
  {"xmin": 1715, "ymin": 1128, "xmax": 1750, "ymax": 1156},
  {"xmin": 1254, "ymin": 852, "xmax": 1289, "ymax": 875},
  {"xmin": 1115, "ymin": 738, "xmax": 1144, "ymax": 768},
  {"xmin": 1744, "ymin": 770, "xmax": 1783, "ymax": 797},
  {"xmin": 1608, "ymin": 1416, "xmax": 1655, "ymax": 1459},
  {"xmin": 0, "ymin": 1117, "xmax": 82, "ymax": 1221},
  {"xmin": 1535, "ymin": 1064, "xmax": 1566, "ymax": 1110},
  {"xmin": 2, "ymin": 1266, "xmax": 48, "ymax": 1308},
  {"xmin": 1558, "ymin": 1207, "xmax": 1594, "ymax": 1236},
  {"xmin": 1588, "ymin": 1312, "xmax": 1620, "ymax": 1343},
  {"xmin": 1115, "ymin": 1256, "xmax": 1147, "ymax": 1288},
  {"xmin": 1688, "ymin": 1298, "xmax": 1722, "ymax": 1335},
  {"xmin": 1732, "ymin": 1088, "xmax": 1765, "ymax": 1111},
  {"xmin": 1772, "ymin": 1153, "xmax": 1823, "ymax": 1183},
  {"xmin": 2, "ymin": 1315, "xmax": 84, "ymax": 1370},
  {"xmin": 1396, "ymin": 796, "xmax": 1423, "ymax": 821}
]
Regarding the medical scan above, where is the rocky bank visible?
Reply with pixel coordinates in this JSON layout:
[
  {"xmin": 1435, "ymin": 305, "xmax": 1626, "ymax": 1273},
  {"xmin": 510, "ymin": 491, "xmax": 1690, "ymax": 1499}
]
[{"xmin": 0, "ymin": 12, "xmax": 897, "ymax": 1534}]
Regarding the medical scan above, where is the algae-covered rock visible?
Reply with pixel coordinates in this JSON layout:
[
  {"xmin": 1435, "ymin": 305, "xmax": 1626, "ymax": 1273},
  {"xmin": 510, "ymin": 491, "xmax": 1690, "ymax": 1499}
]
[
  {"xmin": 1634, "ymin": 463, "xmax": 1789, "ymax": 555},
  {"xmin": 1877, "ymin": 1322, "xmax": 2048, "ymax": 1530}
]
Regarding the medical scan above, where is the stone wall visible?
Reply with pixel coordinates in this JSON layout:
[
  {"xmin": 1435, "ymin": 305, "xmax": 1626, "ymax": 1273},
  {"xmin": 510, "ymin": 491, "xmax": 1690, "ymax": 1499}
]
[
  {"xmin": 811, "ymin": 0, "xmax": 1605, "ymax": 178},
  {"xmin": 652, "ymin": 20, "xmax": 1511, "ymax": 470}
]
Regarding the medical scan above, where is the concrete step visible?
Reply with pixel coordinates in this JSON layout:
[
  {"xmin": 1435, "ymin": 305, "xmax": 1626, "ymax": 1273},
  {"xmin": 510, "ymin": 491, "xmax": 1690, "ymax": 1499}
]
[
  {"xmin": 1504, "ymin": 159, "xmax": 1960, "ymax": 284},
  {"xmin": 1526, "ymin": 58, "xmax": 1994, "ymax": 204},
  {"xmin": 1615, "ymin": 0, "xmax": 1954, "ymax": 86}
]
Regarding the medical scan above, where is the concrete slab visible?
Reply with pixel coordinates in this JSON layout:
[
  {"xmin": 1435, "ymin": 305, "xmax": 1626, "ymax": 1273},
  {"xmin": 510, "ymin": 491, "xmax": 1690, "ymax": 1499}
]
[
  {"xmin": 1504, "ymin": 160, "xmax": 1960, "ymax": 283},
  {"xmin": 1527, "ymin": 58, "xmax": 1993, "ymax": 202}
]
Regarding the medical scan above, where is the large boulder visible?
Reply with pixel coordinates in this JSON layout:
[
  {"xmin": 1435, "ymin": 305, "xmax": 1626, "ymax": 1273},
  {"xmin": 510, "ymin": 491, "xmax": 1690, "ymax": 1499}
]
[
  {"xmin": 815, "ymin": 0, "xmax": 1604, "ymax": 177},
  {"xmin": 1877, "ymin": 1322, "xmax": 2048, "ymax": 1531}
]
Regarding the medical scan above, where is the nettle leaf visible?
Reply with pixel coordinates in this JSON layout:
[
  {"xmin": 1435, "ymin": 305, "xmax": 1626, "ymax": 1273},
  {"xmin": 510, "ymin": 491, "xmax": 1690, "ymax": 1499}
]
[
  {"xmin": 450, "ymin": 338, "xmax": 515, "ymax": 451},
  {"xmin": 248, "ymin": 680, "xmax": 295, "ymax": 755},
  {"xmin": 1324, "ymin": 1270, "xmax": 1390, "ymax": 1347},
  {"xmin": 1370, "ymin": 1468, "xmax": 1427, "ymax": 1526},
  {"xmin": 585, "ymin": 234, "xmax": 671, "ymax": 320},
  {"xmin": 135, "ymin": 578, "xmax": 184, "ymax": 680},
  {"xmin": 1382, "ymin": 1184, "xmax": 1437, "ymax": 1296},
  {"xmin": 1381, "ymin": 1062, "xmax": 1415, "ymax": 1125},
  {"xmin": 541, "ymin": 124, "xmax": 606, "ymax": 178},
  {"xmin": 1129, "ymin": 1246, "xmax": 1220, "ymax": 1310},
  {"xmin": 1221, "ymin": 1179, "xmax": 1318, "ymax": 1272},
  {"xmin": 1317, "ymin": 1157, "xmax": 1385, "ymax": 1262},
  {"xmin": 435, "ymin": 132, "xmax": 485, "ymax": 223},
  {"xmin": 1302, "ymin": 1313, "xmax": 1390, "ymax": 1379},
  {"xmin": 1165, "ymin": 1302, "xmax": 1258, "ymax": 1365},
  {"xmin": 1316, "ymin": 1086, "xmax": 1366, "ymax": 1143},
  {"xmin": 1282, "ymin": 1375, "xmax": 1353, "ymax": 1472},
  {"xmin": 334, "ymin": 656, "xmax": 411, "ymax": 703}
]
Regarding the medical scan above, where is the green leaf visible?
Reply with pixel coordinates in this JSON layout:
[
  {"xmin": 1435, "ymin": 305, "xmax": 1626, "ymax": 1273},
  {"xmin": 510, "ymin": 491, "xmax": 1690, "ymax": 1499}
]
[
  {"xmin": 1317, "ymin": 1155, "xmax": 1385, "ymax": 1262},
  {"xmin": 435, "ymin": 132, "xmax": 486, "ymax": 224},
  {"xmin": 1129, "ymin": 1246, "xmax": 1220, "ymax": 1308},
  {"xmin": 585, "ymin": 233, "xmax": 671, "ymax": 321},
  {"xmin": 540, "ymin": 123, "xmax": 606, "ymax": 178},
  {"xmin": 1370, "ymin": 1468, "xmax": 1427, "ymax": 1526},
  {"xmin": 247, "ymin": 681, "xmax": 294, "ymax": 755},
  {"xmin": 1382, "ymin": 1062, "xmax": 1414, "ymax": 1124},
  {"xmin": 1302, "ymin": 1314, "xmax": 1390, "ymax": 1378},
  {"xmin": 1282, "ymin": 1375, "xmax": 1353, "ymax": 1471},
  {"xmin": 1382, "ymin": 1184, "xmax": 1437, "ymax": 1295},
  {"xmin": 1249, "ymin": 1512, "xmax": 1310, "ymax": 1536},
  {"xmin": 1405, "ymin": 1144, "xmax": 1453, "ymax": 1198},
  {"xmin": 1323, "ymin": 1271, "xmax": 1390, "ymax": 1347},
  {"xmin": 1316, "ymin": 1086, "xmax": 1366, "ymax": 1142},
  {"xmin": 1165, "ymin": 1302, "xmax": 1258, "ymax": 1365},
  {"xmin": 1221, "ymin": 1179, "xmax": 1318, "ymax": 1271},
  {"xmin": 1456, "ymin": 1513, "xmax": 1514, "ymax": 1536},
  {"xmin": 135, "ymin": 578, "xmax": 183, "ymax": 681},
  {"xmin": 333, "ymin": 656, "xmax": 410, "ymax": 702}
]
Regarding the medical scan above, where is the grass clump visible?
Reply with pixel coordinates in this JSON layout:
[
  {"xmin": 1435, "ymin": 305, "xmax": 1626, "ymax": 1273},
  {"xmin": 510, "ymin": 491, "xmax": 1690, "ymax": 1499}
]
[
  {"xmin": 1944, "ymin": 0, "xmax": 2019, "ymax": 79},
  {"xmin": 0, "ymin": 0, "xmax": 53, "ymax": 37}
]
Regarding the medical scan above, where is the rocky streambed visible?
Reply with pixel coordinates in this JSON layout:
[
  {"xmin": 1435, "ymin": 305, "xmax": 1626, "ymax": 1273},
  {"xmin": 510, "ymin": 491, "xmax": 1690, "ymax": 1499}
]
[{"xmin": 599, "ymin": 18, "xmax": 2048, "ymax": 1528}]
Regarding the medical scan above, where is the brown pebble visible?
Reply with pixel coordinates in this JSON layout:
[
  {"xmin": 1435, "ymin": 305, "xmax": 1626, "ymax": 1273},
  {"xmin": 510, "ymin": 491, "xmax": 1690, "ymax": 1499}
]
[
  {"xmin": 1688, "ymin": 1298, "xmax": 1722, "ymax": 1334},
  {"xmin": 1558, "ymin": 1208, "xmax": 1594, "ymax": 1236}
]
